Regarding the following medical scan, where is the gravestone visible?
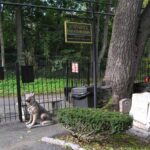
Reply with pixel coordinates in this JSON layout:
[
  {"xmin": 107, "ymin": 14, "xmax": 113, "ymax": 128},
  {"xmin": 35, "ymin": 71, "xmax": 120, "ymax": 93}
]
[
  {"xmin": 119, "ymin": 98, "xmax": 131, "ymax": 113},
  {"xmin": 129, "ymin": 92, "xmax": 150, "ymax": 139}
]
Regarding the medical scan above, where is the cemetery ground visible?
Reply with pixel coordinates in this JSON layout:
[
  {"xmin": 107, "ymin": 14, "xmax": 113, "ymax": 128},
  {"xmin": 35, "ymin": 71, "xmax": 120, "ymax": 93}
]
[
  {"xmin": 57, "ymin": 107, "xmax": 150, "ymax": 150},
  {"xmin": 1, "ymin": 77, "xmax": 150, "ymax": 150},
  {"xmin": 1, "ymin": 121, "xmax": 150, "ymax": 150},
  {"xmin": 58, "ymin": 133, "xmax": 150, "ymax": 150},
  {"xmin": 1, "ymin": 99, "xmax": 150, "ymax": 150},
  {"xmin": 0, "ymin": 121, "xmax": 67, "ymax": 150},
  {"xmin": 1, "ymin": 102, "xmax": 150, "ymax": 150}
]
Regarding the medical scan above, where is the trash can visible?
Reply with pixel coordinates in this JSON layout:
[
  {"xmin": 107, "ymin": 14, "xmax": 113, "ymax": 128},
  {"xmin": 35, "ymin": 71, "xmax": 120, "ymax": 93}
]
[{"xmin": 71, "ymin": 86, "xmax": 93, "ymax": 108}]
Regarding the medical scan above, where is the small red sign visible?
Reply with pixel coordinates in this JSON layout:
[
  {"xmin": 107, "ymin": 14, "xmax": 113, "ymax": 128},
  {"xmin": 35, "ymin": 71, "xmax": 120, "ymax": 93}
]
[
  {"xmin": 72, "ymin": 62, "xmax": 79, "ymax": 73},
  {"xmin": 144, "ymin": 75, "xmax": 149, "ymax": 83}
]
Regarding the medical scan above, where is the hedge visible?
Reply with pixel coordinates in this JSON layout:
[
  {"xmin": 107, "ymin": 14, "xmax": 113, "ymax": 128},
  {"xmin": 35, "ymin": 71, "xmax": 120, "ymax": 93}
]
[{"xmin": 57, "ymin": 108, "xmax": 133, "ymax": 141}]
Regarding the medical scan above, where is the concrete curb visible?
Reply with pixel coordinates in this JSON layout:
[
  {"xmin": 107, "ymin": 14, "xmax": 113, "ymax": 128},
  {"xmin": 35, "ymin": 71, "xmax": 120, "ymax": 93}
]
[{"xmin": 41, "ymin": 136, "xmax": 86, "ymax": 150}]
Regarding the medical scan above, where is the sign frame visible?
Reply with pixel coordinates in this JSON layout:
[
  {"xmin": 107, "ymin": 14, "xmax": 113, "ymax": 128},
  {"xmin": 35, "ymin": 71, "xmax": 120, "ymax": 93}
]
[{"xmin": 64, "ymin": 21, "xmax": 93, "ymax": 44}]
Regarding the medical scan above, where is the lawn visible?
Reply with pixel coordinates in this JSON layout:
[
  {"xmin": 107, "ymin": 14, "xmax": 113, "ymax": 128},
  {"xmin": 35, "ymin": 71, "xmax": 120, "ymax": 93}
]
[
  {"xmin": 0, "ymin": 76, "xmax": 87, "ymax": 96},
  {"xmin": 0, "ymin": 77, "xmax": 65, "ymax": 96},
  {"xmin": 59, "ymin": 133, "xmax": 150, "ymax": 150}
]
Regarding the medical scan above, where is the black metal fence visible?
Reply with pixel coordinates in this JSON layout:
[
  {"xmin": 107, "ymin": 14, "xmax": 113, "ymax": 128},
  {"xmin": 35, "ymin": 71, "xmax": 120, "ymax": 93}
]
[
  {"xmin": 0, "ymin": 59, "xmax": 106, "ymax": 123},
  {"xmin": 1, "ymin": 56, "xmax": 149, "ymax": 123},
  {"xmin": 135, "ymin": 60, "xmax": 150, "ymax": 83},
  {"xmin": 0, "ymin": 63, "xmax": 18, "ymax": 122},
  {"xmin": 0, "ymin": 0, "xmax": 114, "ymax": 123}
]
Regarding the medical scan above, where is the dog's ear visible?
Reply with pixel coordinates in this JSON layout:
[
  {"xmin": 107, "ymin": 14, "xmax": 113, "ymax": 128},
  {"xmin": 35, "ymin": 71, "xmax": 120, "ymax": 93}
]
[
  {"xmin": 31, "ymin": 93, "xmax": 35, "ymax": 97},
  {"xmin": 25, "ymin": 93, "xmax": 28, "ymax": 99},
  {"xmin": 25, "ymin": 93, "xmax": 34, "ymax": 101}
]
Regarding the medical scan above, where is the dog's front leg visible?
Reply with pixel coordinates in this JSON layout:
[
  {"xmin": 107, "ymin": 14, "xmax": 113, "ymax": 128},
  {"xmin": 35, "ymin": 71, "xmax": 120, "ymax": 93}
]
[
  {"xmin": 26, "ymin": 114, "xmax": 33, "ymax": 125},
  {"xmin": 27, "ymin": 114, "xmax": 38, "ymax": 129}
]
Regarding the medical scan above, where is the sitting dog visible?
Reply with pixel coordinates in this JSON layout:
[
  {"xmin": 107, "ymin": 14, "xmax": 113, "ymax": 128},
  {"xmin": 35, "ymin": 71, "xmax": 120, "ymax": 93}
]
[{"xmin": 25, "ymin": 93, "xmax": 52, "ymax": 128}]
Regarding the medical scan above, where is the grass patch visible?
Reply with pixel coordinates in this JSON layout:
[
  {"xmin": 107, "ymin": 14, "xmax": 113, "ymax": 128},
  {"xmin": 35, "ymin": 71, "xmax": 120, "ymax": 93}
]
[
  {"xmin": 58, "ymin": 133, "xmax": 150, "ymax": 150},
  {"xmin": 0, "ymin": 77, "xmax": 66, "ymax": 96},
  {"xmin": 0, "ymin": 75, "xmax": 88, "ymax": 96}
]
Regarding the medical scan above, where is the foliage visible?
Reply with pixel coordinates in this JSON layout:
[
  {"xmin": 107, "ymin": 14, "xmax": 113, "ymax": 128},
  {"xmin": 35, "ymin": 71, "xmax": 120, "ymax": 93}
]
[
  {"xmin": 135, "ymin": 58, "xmax": 150, "ymax": 82},
  {"xmin": 101, "ymin": 97, "xmax": 113, "ymax": 111},
  {"xmin": 59, "ymin": 133, "xmax": 150, "ymax": 150},
  {"xmin": 0, "ymin": 59, "xmax": 91, "ymax": 96},
  {"xmin": 0, "ymin": 77, "xmax": 65, "ymax": 96},
  {"xmin": 0, "ymin": 77, "xmax": 87, "ymax": 96},
  {"xmin": 1, "ymin": 0, "xmax": 117, "ymax": 65},
  {"xmin": 143, "ymin": 0, "xmax": 150, "ymax": 7},
  {"xmin": 57, "ymin": 108, "xmax": 133, "ymax": 141},
  {"xmin": 0, "ymin": 69, "xmax": 89, "ymax": 96}
]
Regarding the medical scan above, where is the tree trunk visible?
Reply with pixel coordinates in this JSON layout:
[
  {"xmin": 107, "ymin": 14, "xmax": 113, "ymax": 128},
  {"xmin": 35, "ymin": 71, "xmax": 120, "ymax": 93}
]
[
  {"xmin": 98, "ymin": 0, "xmax": 112, "ymax": 81},
  {"xmin": 95, "ymin": 0, "xmax": 100, "ymax": 62},
  {"xmin": 0, "ymin": 13, "xmax": 5, "ymax": 67},
  {"xmin": 104, "ymin": 0, "xmax": 150, "ymax": 110},
  {"xmin": 146, "ymin": 39, "xmax": 150, "ymax": 57},
  {"xmin": 16, "ymin": 0, "xmax": 23, "ymax": 64}
]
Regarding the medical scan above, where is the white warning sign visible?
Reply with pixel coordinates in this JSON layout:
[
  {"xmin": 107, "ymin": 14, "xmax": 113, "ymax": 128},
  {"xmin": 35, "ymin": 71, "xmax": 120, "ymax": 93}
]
[{"xmin": 72, "ymin": 62, "xmax": 79, "ymax": 73}]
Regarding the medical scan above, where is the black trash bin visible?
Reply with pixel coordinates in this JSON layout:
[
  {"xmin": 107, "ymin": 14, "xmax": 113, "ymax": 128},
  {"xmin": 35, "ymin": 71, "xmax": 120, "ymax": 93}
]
[{"xmin": 71, "ymin": 87, "xmax": 93, "ymax": 108}]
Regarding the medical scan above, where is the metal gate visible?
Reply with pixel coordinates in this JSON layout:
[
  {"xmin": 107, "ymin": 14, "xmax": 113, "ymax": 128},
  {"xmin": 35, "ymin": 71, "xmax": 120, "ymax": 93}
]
[
  {"xmin": 0, "ymin": 63, "xmax": 18, "ymax": 122},
  {"xmin": 0, "ymin": 60, "xmax": 91, "ymax": 123},
  {"xmin": 0, "ymin": 0, "xmax": 114, "ymax": 123}
]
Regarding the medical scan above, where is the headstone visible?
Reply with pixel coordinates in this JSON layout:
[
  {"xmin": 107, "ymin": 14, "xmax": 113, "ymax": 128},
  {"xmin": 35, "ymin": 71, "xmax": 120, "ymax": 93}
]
[
  {"xmin": 119, "ymin": 98, "xmax": 131, "ymax": 113},
  {"xmin": 129, "ymin": 92, "xmax": 150, "ymax": 139}
]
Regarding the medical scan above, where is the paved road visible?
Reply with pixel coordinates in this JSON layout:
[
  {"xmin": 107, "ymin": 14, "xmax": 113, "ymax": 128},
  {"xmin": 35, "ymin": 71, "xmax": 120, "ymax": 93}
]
[{"xmin": 0, "ymin": 121, "xmax": 68, "ymax": 150}]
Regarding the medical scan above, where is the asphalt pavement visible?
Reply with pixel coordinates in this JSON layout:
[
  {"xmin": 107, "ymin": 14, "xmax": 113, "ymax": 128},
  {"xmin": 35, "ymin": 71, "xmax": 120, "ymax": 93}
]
[{"xmin": 0, "ymin": 121, "xmax": 69, "ymax": 150}]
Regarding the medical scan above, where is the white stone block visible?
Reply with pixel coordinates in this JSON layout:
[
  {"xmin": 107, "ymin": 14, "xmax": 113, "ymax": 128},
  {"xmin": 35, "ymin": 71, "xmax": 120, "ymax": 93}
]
[
  {"xmin": 119, "ymin": 98, "xmax": 131, "ymax": 113},
  {"xmin": 130, "ymin": 92, "xmax": 150, "ymax": 127},
  {"xmin": 129, "ymin": 92, "xmax": 150, "ymax": 139}
]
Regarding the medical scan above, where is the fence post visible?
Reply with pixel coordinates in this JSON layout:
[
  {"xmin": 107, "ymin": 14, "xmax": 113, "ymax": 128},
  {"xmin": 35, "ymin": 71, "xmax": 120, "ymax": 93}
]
[
  {"xmin": 87, "ymin": 61, "xmax": 90, "ymax": 86},
  {"xmin": 16, "ymin": 62, "xmax": 22, "ymax": 122},
  {"xmin": 66, "ymin": 60, "xmax": 69, "ymax": 101},
  {"xmin": 91, "ymin": 2, "xmax": 97, "ymax": 108}
]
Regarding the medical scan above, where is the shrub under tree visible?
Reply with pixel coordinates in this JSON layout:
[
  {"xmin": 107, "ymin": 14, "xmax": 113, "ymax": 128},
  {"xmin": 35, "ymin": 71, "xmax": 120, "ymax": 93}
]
[{"xmin": 57, "ymin": 108, "xmax": 133, "ymax": 141}]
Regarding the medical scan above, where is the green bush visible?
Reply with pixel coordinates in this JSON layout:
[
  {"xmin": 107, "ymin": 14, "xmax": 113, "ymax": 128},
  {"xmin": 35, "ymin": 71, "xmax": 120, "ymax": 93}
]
[{"xmin": 57, "ymin": 108, "xmax": 133, "ymax": 141}]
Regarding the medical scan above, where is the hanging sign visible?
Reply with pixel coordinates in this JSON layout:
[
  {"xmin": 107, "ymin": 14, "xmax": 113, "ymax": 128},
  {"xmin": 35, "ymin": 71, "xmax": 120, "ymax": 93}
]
[
  {"xmin": 0, "ymin": 67, "xmax": 4, "ymax": 80},
  {"xmin": 72, "ymin": 62, "xmax": 79, "ymax": 73},
  {"xmin": 64, "ymin": 21, "xmax": 92, "ymax": 44},
  {"xmin": 21, "ymin": 66, "xmax": 34, "ymax": 83}
]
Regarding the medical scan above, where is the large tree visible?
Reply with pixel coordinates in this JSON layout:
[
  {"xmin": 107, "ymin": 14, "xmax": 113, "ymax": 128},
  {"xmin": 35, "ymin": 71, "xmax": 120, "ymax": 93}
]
[
  {"xmin": 104, "ymin": 0, "xmax": 150, "ymax": 110},
  {"xmin": 97, "ymin": 0, "xmax": 112, "ymax": 80}
]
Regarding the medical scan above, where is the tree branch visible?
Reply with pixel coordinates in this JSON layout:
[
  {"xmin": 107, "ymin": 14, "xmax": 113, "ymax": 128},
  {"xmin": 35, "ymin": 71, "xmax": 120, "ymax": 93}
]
[
  {"xmin": 136, "ymin": 1, "xmax": 150, "ymax": 52},
  {"xmin": 131, "ymin": 2, "xmax": 150, "ymax": 83}
]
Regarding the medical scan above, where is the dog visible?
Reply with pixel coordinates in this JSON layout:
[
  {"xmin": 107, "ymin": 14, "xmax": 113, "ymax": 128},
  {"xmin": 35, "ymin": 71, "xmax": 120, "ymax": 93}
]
[{"xmin": 25, "ymin": 93, "xmax": 52, "ymax": 128}]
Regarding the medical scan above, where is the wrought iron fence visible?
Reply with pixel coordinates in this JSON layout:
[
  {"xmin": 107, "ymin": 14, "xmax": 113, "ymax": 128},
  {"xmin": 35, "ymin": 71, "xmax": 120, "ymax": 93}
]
[
  {"xmin": 0, "ymin": 58, "xmax": 106, "ymax": 123},
  {"xmin": 0, "ymin": 63, "xmax": 18, "ymax": 122},
  {"xmin": 135, "ymin": 59, "xmax": 150, "ymax": 83},
  {"xmin": 1, "ymin": 54, "xmax": 149, "ymax": 123},
  {"xmin": 0, "ymin": 0, "xmax": 113, "ymax": 123}
]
